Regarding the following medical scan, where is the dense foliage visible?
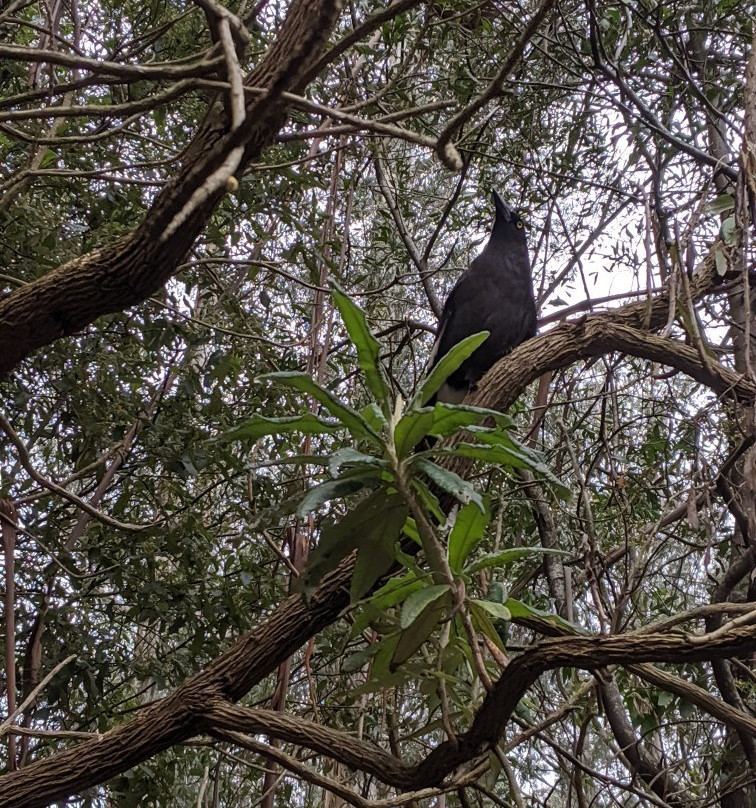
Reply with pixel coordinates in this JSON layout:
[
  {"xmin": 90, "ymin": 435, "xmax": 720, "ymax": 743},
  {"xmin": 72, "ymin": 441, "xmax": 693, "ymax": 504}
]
[{"xmin": 0, "ymin": 0, "xmax": 754, "ymax": 806}]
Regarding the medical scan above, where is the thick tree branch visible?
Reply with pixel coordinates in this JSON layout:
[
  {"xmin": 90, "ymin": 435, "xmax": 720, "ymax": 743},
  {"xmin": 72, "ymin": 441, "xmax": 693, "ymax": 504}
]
[
  {"xmin": 0, "ymin": 557, "xmax": 354, "ymax": 808},
  {"xmin": 500, "ymin": 251, "xmax": 744, "ymax": 398},
  {"xmin": 411, "ymin": 623, "xmax": 756, "ymax": 788},
  {"xmin": 0, "ymin": 0, "xmax": 345, "ymax": 378},
  {"xmin": 205, "ymin": 701, "xmax": 413, "ymax": 787},
  {"xmin": 1, "ymin": 235, "xmax": 752, "ymax": 806}
]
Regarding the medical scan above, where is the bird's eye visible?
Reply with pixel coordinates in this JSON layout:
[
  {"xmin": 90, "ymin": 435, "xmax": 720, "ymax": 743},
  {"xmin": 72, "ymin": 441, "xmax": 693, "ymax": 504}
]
[{"xmin": 516, "ymin": 220, "xmax": 524, "ymax": 229}]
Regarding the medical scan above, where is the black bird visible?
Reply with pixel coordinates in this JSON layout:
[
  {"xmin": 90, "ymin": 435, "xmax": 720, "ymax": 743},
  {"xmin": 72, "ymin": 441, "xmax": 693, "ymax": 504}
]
[{"xmin": 428, "ymin": 191, "xmax": 537, "ymax": 404}]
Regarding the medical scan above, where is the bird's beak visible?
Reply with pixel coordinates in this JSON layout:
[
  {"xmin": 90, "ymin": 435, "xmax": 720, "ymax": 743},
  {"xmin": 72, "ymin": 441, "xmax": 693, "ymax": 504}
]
[{"xmin": 492, "ymin": 190, "xmax": 514, "ymax": 222}]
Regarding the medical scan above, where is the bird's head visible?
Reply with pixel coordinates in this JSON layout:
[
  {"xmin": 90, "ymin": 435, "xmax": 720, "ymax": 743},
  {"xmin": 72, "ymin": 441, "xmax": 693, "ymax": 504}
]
[{"xmin": 491, "ymin": 191, "xmax": 527, "ymax": 239}]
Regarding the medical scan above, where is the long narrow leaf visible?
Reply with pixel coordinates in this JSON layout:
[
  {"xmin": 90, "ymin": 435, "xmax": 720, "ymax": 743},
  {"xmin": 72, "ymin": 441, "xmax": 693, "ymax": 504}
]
[
  {"xmin": 393, "ymin": 409, "xmax": 436, "ymax": 457},
  {"xmin": 415, "ymin": 332, "xmax": 489, "ymax": 406},
  {"xmin": 449, "ymin": 441, "xmax": 571, "ymax": 500},
  {"xmin": 301, "ymin": 489, "xmax": 394, "ymax": 593},
  {"xmin": 257, "ymin": 371, "xmax": 378, "ymax": 441},
  {"xmin": 466, "ymin": 547, "xmax": 570, "ymax": 574},
  {"xmin": 220, "ymin": 413, "xmax": 341, "ymax": 442},
  {"xmin": 400, "ymin": 584, "xmax": 451, "ymax": 629},
  {"xmin": 468, "ymin": 600, "xmax": 508, "ymax": 651},
  {"xmin": 448, "ymin": 500, "xmax": 490, "ymax": 574},
  {"xmin": 328, "ymin": 448, "xmax": 388, "ymax": 477},
  {"xmin": 331, "ymin": 285, "xmax": 391, "ymax": 407},
  {"xmin": 296, "ymin": 472, "xmax": 381, "ymax": 518},
  {"xmin": 465, "ymin": 427, "xmax": 571, "ymax": 499},
  {"xmin": 426, "ymin": 404, "xmax": 512, "ymax": 440},
  {"xmin": 413, "ymin": 458, "xmax": 483, "ymax": 511},
  {"xmin": 351, "ymin": 500, "xmax": 408, "ymax": 600},
  {"xmin": 504, "ymin": 598, "xmax": 587, "ymax": 634},
  {"xmin": 392, "ymin": 589, "xmax": 450, "ymax": 668}
]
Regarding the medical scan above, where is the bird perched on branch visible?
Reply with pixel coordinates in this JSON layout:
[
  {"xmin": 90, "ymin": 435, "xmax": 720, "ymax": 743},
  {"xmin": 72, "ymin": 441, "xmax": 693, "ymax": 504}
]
[{"xmin": 428, "ymin": 191, "xmax": 537, "ymax": 404}]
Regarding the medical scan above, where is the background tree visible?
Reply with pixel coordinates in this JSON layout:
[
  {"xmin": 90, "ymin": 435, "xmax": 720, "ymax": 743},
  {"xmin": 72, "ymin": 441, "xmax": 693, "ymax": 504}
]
[{"xmin": 0, "ymin": 0, "xmax": 755, "ymax": 806}]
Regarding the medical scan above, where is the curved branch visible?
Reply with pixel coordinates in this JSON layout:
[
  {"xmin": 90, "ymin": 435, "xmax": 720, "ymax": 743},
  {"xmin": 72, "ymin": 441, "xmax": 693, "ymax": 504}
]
[
  {"xmin": 205, "ymin": 701, "xmax": 412, "ymax": 787},
  {"xmin": 434, "ymin": 0, "xmax": 557, "ymax": 161},
  {"xmin": 411, "ymin": 623, "xmax": 756, "ymax": 788},
  {"xmin": 474, "ymin": 248, "xmax": 751, "ymax": 416}
]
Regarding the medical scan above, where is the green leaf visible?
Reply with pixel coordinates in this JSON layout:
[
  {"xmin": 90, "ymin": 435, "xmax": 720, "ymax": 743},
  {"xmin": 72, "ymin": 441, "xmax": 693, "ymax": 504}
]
[
  {"xmin": 504, "ymin": 598, "xmax": 586, "ymax": 634},
  {"xmin": 360, "ymin": 402, "xmax": 388, "ymax": 434},
  {"xmin": 351, "ymin": 499, "xmax": 408, "ymax": 600},
  {"xmin": 257, "ymin": 372, "xmax": 376, "ymax": 441},
  {"xmin": 466, "ymin": 546, "xmax": 570, "ymax": 574},
  {"xmin": 401, "ymin": 516, "xmax": 421, "ymax": 545},
  {"xmin": 370, "ymin": 571, "xmax": 425, "ymax": 611},
  {"xmin": 393, "ymin": 409, "xmax": 436, "ymax": 457},
  {"xmin": 341, "ymin": 646, "xmax": 377, "ymax": 673},
  {"xmin": 296, "ymin": 473, "xmax": 381, "ymax": 518},
  {"xmin": 330, "ymin": 285, "xmax": 391, "ymax": 407},
  {"xmin": 412, "ymin": 458, "xmax": 484, "ymax": 510},
  {"xmin": 350, "ymin": 571, "xmax": 425, "ymax": 637},
  {"xmin": 467, "ymin": 600, "xmax": 506, "ymax": 651},
  {"xmin": 220, "ymin": 413, "xmax": 341, "ymax": 441},
  {"xmin": 39, "ymin": 148, "xmax": 58, "ymax": 168},
  {"xmin": 415, "ymin": 332, "xmax": 490, "ymax": 406},
  {"xmin": 708, "ymin": 193, "xmax": 734, "ymax": 214},
  {"xmin": 489, "ymin": 581, "xmax": 507, "ymax": 603},
  {"xmin": 410, "ymin": 477, "xmax": 446, "ymax": 525},
  {"xmin": 392, "ymin": 587, "xmax": 451, "ymax": 668},
  {"xmin": 448, "ymin": 500, "xmax": 490, "ymax": 574},
  {"xmin": 301, "ymin": 490, "xmax": 397, "ymax": 591},
  {"xmin": 449, "ymin": 441, "xmax": 533, "ymax": 467},
  {"xmin": 328, "ymin": 447, "xmax": 388, "ymax": 477},
  {"xmin": 426, "ymin": 403, "xmax": 512, "ymax": 440},
  {"xmin": 364, "ymin": 632, "xmax": 403, "ymax": 685},
  {"xmin": 721, "ymin": 215, "xmax": 736, "ymax": 245},
  {"xmin": 454, "ymin": 429, "xmax": 571, "ymax": 500},
  {"xmin": 470, "ymin": 598, "xmax": 512, "ymax": 621},
  {"xmin": 400, "ymin": 583, "xmax": 451, "ymax": 629}
]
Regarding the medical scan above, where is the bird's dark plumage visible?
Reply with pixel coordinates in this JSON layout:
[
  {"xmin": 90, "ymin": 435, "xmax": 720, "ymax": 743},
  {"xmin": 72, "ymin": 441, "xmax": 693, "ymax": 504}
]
[{"xmin": 428, "ymin": 192, "xmax": 536, "ymax": 404}]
